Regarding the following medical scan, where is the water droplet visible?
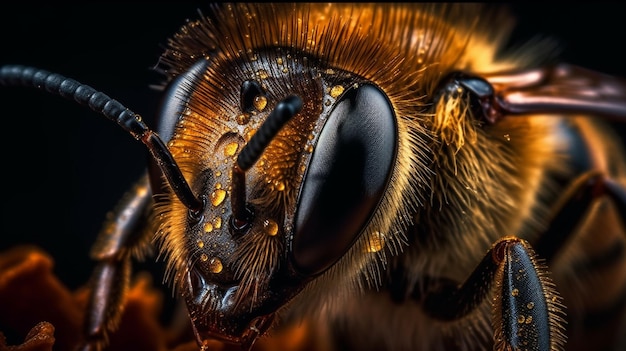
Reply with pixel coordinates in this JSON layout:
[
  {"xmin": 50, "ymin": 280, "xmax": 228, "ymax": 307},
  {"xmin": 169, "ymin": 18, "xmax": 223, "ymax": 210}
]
[
  {"xmin": 276, "ymin": 57, "xmax": 283, "ymax": 65},
  {"xmin": 253, "ymin": 95, "xmax": 267, "ymax": 111},
  {"xmin": 525, "ymin": 316, "xmax": 533, "ymax": 324},
  {"xmin": 527, "ymin": 302, "xmax": 535, "ymax": 310},
  {"xmin": 197, "ymin": 240, "xmax": 205, "ymax": 248},
  {"xmin": 275, "ymin": 181, "xmax": 285, "ymax": 191},
  {"xmin": 213, "ymin": 217, "xmax": 222, "ymax": 229},
  {"xmin": 209, "ymin": 257, "xmax": 223, "ymax": 273},
  {"xmin": 204, "ymin": 223, "xmax": 213, "ymax": 233},
  {"xmin": 224, "ymin": 142, "xmax": 239, "ymax": 156},
  {"xmin": 329, "ymin": 85, "xmax": 345, "ymax": 98},
  {"xmin": 517, "ymin": 315, "xmax": 525, "ymax": 324},
  {"xmin": 211, "ymin": 189, "xmax": 226, "ymax": 206},
  {"xmin": 263, "ymin": 219, "xmax": 279, "ymax": 236},
  {"xmin": 511, "ymin": 288, "xmax": 519, "ymax": 297},
  {"xmin": 257, "ymin": 69, "xmax": 269, "ymax": 79},
  {"xmin": 305, "ymin": 144, "xmax": 314, "ymax": 153},
  {"xmin": 236, "ymin": 113, "xmax": 251, "ymax": 125},
  {"xmin": 245, "ymin": 129, "xmax": 256, "ymax": 141},
  {"xmin": 367, "ymin": 231, "xmax": 386, "ymax": 253},
  {"xmin": 504, "ymin": 134, "xmax": 511, "ymax": 141},
  {"xmin": 200, "ymin": 253, "xmax": 209, "ymax": 262}
]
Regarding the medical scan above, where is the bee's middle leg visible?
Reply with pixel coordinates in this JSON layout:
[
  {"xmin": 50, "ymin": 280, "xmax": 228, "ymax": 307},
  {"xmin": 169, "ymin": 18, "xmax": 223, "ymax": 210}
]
[{"xmin": 77, "ymin": 174, "xmax": 153, "ymax": 351}]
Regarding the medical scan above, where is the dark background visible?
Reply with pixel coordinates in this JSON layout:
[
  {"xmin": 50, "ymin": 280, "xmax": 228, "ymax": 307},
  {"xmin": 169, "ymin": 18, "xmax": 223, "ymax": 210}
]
[{"xmin": 0, "ymin": 3, "xmax": 625, "ymax": 293}]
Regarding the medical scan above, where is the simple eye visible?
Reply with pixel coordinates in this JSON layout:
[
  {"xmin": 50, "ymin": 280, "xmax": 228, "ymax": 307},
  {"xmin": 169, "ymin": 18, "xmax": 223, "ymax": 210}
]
[{"xmin": 292, "ymin": 84, "xmax": 397, "ymax": 276}]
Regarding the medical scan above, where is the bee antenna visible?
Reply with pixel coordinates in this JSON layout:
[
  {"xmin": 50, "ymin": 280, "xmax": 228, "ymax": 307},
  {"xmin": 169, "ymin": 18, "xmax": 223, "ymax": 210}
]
[
  {"xmin": 231, "ymin": 95, "xmax": 303, "ymax": 229},
  {"xmin": 0, "ymin": 65, "xmax": 204, "ymax": 213}
]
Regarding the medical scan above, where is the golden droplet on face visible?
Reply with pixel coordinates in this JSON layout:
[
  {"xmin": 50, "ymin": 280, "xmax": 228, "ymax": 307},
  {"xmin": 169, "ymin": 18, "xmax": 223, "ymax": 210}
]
[
  {"xmin": 224, "ymin": 142, "xmax": 239, "ymax": 156},
  {"xmin": 276, "ymin": 57, "xmax": 283, "ymax": 65},
  {"xmin": 367, "ymin": 231, "xmax": 386, "ymax": 253},
  {"xmin": 236, "ymin": 113, "xmax": 251, "ymax": 125},
  {"xmin": 517, "ymin": 315, "xmax": 525, "ymax": 324},
  {"xmin": 253, "ymin": 95, "xmax": 267, "ymax": 111},
  {"xmin": 209, "ymin": 257, "xmax": 223, "ymax": 273},
  {"xmin": 257, "ymin": 69, "xmax": 269, "ymax": 79},
  {"xmin": 204, "ymin": 222, "xmax": 213, "ymax": 233},
  {"xmin": 274, "ymin": 180, "xmax": 285, "ymax": 191},
  {"xmin": 526, "ymin": 302, "xmax": 535, "ymax": 310},
  {"xmin": 200, "ymin": 253, "xmax": 209, "ymax": 262},
  {"xmin": 511, "ymin": 288, "xmax": 519, "ymax": 297},
  {"xmin": 504, "ymin": 134, "xmax": 511, "ymax": 141},
  {"xmin": 213, "ymin": 216, "xmax": 222, "ymax": 229},
  {"xmin": 211, "ymin": 189, "xmax": 227, "ymax": 207},
  {"xmin": 197, "ymin": 240, "xmax": 205, "ymax": 249},
  {"xmin": 263, "ymin": 219, "xmax": 279, "ymax": 236},
  {"xmin": 329, "ymin": 85, "xmax": 345, "ymax": 98},
  {"xmin": 305, "ymin": 144, "xmax": 314, "ymax": 153},
  {"xmin": 245, "ymin": 129, "xmax": 256, "ymax": 142}
]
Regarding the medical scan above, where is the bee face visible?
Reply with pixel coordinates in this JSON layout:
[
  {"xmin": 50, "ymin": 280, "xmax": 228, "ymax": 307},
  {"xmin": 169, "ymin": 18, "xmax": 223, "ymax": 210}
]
[{"xmin": 153, "ymin": 6, "xmax": 405, "ymax": 341}]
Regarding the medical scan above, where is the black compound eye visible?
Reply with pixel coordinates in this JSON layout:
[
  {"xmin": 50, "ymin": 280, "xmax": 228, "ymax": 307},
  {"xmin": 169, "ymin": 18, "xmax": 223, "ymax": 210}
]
[
  {"xmin": 150, "ymin": 59, "xmax": 209, "ymax": 197},
  {"xmin": 156, "ymin": 59, "xmax": 209, "ymax": 143},
  {"xmin": 292, "ymin": 84, "xmax": 397, "ymax": 276}
]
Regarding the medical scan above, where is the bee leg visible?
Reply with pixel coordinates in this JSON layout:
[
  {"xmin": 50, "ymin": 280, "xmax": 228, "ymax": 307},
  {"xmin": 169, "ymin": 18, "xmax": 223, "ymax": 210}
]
[
  {"xmin": 423, "ymin": 237, "xmax": 564, "ymax": 351},
  {"xmin": 77, "ymin": 174, "xmax": 153, "ymax": 351},
  {"xmin": 534, "ymin": 170, "xmax": 626, "ymax": 351},
  {"xmin": 535, "ymin": 170, "xmax": 626, "ymax": 262}
]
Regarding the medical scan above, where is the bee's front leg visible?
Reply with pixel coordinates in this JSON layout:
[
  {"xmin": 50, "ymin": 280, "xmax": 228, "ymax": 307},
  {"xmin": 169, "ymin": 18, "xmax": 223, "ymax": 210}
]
[
  {"xmin": 421, "ymin": 170, "xmax": 626, "ymax": 351},
  {"xmin": 422, "ymin": 236, "xmax": 565, "ymax": 351},
  {"xmin": 78, "ymin": 174, "xmax": 153, "ymax": 351}
]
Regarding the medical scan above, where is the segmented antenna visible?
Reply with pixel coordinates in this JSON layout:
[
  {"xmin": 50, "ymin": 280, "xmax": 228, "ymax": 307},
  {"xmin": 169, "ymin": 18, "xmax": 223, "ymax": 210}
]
[
  {"xmin": 0, "ymin": 65, "xmax": 203, "ymax": 213},
  {"xmin": 231, "ymin": 95, "xmax": 303, "ymax": 229}
]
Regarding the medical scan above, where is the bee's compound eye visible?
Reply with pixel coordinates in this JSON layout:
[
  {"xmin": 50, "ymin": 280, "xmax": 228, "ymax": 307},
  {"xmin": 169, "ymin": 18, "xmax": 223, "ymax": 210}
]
[
  {"xmin": 156, "ymin": 59, "xmax": 209, "ymax": 143},
  {"xmin": 292, "ymin": 84, "xmax": 397, "ymax": 276},
  {"xmin": 150, "ymin": 59, "xmax": 209, "ymax": 197}
]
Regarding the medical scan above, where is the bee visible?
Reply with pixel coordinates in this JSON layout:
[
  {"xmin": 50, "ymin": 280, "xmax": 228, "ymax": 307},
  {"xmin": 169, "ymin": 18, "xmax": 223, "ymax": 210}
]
[{"xmin": 1, "ymin": 3, "xmax": 625, "ymax": 351}]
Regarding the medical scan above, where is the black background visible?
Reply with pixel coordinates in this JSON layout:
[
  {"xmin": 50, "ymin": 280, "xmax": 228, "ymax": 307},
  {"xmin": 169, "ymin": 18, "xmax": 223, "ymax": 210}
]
[{"xmin": 0, "ymin": 3, "xmax": 625, "ymax": 293}]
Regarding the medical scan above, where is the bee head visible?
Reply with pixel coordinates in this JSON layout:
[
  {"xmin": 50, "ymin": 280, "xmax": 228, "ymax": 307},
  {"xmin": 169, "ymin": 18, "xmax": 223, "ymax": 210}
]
[{"xmin": 150, "ymin": 41, "xmax": 398, "ymax": 346}]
